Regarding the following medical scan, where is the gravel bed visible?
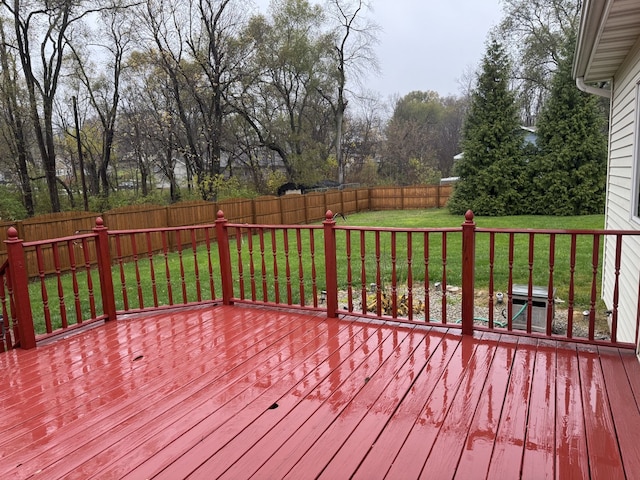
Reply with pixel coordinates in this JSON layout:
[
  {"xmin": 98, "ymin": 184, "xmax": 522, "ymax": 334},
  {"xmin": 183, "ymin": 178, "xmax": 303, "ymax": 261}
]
[{"xmin": 337, "ymin": 284, "xmax": 611, "ymax": 341}]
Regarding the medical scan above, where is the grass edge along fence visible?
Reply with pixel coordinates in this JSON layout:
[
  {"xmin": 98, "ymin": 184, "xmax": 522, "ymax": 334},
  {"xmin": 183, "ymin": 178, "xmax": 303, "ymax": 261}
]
[{"xmin": 0, "ymin": 185, "xmax": 452, "ymax": 276}]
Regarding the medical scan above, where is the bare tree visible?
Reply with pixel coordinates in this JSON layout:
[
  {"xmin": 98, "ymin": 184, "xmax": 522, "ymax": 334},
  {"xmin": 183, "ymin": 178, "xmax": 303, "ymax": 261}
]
[
  {"xmin": 0, "ymin": 18, "xmax": 34, "ymax": 215},
  {"xmin": 236, "ymin": 0, "xmax": 335, "ymax": 186},
  {"xmin": 67, "ymin": 0, "xmax": 136, "ymax": 197},
  {"xmin": 1, "ymin": 0, "xmax": 114, "ymax": 211},
  {"xmin": 323, "ymin": 0, "xmax": 379, "ymax": 185},
  {"xmin": 497, "ymin": 0, "xmax": 582, "ymax": 125},
  {"xmin": 136, "ymin": 0, "xmax": 247, "ymax": 200}
]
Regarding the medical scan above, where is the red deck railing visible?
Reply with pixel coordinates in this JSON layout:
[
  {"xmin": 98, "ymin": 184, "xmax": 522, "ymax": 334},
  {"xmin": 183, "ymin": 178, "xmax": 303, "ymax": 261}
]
[{"xmin": 2, "ymin": 210, "xmax": 639, "ymax": 351}]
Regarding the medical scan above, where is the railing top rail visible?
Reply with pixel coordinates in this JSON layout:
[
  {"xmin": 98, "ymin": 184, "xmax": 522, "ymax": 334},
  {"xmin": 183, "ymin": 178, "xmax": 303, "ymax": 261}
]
[
  {"xmin": 226, "ymin": 222, "xmax": 324, "ymax": 230},
  {"xmin": 22, "ymin": 232, "xmax": 98, "ymax": 248},
  {"xmin": 337, "ymin": 225, "xmax": 463, "ymax": 234},
  {"xmin": 108, "ymin": 224, "xmax": 218, "ymax": 236},
  {"xmin": 475, "ymin": 227, "xmax": 640, "ymax": 236}
]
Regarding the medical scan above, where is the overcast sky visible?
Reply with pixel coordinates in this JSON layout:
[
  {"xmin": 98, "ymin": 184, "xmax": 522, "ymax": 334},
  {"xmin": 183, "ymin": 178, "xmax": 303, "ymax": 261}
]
[{"xmin": 253, "ymin": 0, "xmax": 504, "ymax": 99}]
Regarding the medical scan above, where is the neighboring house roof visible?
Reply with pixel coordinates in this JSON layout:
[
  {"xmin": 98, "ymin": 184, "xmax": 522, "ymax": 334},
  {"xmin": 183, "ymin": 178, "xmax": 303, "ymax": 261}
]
[
  {"xmin": 440, "ymin": 176, "xmax": 459, "ymax": 185},
  {"xmin": 574, "ymin": 0, "xmax": 640, "ymax": 84}
]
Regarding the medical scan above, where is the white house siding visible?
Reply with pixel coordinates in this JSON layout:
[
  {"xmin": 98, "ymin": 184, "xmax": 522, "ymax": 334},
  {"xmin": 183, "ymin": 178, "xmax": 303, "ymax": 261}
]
[{"xmin": 602, "ymin": 41, "xmax": 640, "ymax": 345}]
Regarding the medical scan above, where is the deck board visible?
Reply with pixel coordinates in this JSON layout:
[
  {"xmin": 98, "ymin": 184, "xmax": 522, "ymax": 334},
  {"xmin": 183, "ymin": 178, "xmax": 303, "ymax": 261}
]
[
  {"xmin": 521, "ymin": 339, "xmax": 557, "ymax": 479},
  {"xmin": 453, "ymin": 334, "xmax": 518, "ymax": 479},
  {"xmin": 598, "ymin": 346, "xmax": 640, "ymax": 478},
  {"xmin": 321, "ymin": 329, "xmax": 456, "ymax": 479},
  {"xmin": 578, "ymin": 344, "xmax": 627, "ymax": 479},
  {"xmin": 1, "ymin": 305, "xmax": 639, "ymax": 479},
  {"xmin": 249, "ymin": 325, "xmax": 423, "ymax": 479},
  {"xmin": 554, "ymin": 342, "xmax": 590, "ymax": 479}
]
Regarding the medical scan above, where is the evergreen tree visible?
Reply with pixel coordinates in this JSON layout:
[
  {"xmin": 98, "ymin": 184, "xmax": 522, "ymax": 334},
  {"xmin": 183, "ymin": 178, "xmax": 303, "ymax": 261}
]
[
  {"xmin": 449, "ymin": 39, "xmax": 525, "ymax": 216},
  {"xmin": 529, "ymin": 35, "xmax": 607, "ymax": 215}
]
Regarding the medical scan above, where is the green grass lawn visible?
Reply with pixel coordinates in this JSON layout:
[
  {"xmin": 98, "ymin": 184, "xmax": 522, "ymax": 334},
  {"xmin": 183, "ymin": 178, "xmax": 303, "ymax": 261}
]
[
  {"xmin": 332, "ymin": 210, "xmax": 604, "ymax": 305},
  {"xmin": 25, "ymin": 209, "xmax": 605, "ymax": 334}
]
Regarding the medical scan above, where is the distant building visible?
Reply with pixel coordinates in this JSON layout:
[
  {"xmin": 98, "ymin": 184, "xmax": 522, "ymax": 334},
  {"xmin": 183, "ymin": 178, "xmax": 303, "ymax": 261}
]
[{"xmin": 452, "ymin": 126, "xmax": 538, "ymax": 162}]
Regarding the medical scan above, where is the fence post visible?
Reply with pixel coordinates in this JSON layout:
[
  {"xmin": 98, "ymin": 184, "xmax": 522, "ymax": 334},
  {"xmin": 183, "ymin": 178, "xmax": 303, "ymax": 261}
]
[
  {"xmin": 216, "ymin": 210, "xmax": 234, "ymax": 305},
  {"xmin": 94, "ymin": 217, "xmax": 117, "ymax": 322},
  {"xmin": 5, "ymin": 227, "xmax": 36, "ymax": 349},
  {"xmin": 461, "ymin": 210, "xmax": 476, "ymax": 335},
  {"xmin": 323, "ymin": 211, "xmax": 338, "ymax": 318}
]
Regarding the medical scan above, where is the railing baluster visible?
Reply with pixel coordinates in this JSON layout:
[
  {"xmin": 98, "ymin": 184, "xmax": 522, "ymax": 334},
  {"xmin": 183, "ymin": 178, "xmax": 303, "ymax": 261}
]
[
  {"xmin": 130, "ymin": 234, "xmax": 144, "ymax": 309},
  {"xmin": 190, "ymin": 229, "xmax": 201, "ymax": 303},
  {"xmin": 8, "ymin": 273, "xmax": 19, "ymax": 346},
  {"xmin": 67, "ymin": 239, "xmax": 82, "ymax": 324},
  {"xmin": 547, "ymin": 234, "xmax": 556, "ymax": 336},
  {"xmin": 260, "ymin": 229, "xmax": 268, "ymax": 302},
  {"xmin": 589, "ymin": 234, "xmax": 600, "ymax": 341},
  {"xmin": 146, "ymin": 232, "xmax": 159, "ymax": 307},
  {"xmin": 346, "ymin": 230, "xmax": 353, "ymax": 312},
  {"xmin": 310, "ymin": 229, "xmax": 318, "ymax": 308},
  {"xmin": 567, "ymin": 234, "xmax": 577, "ymax": 339},
  {"xmin": 0, "ymin": 271, "xmax": 10, "ymax": 351},
  {"xmin": 284, "ymin": 229, "xmax": 292, "ymax": 305},
  {"xmin": 248, "ymin": 228, "xmax": 256, "ymax": 301},
  {"xmin": 36, "ymin": 245, "xmax": 52, "ymax": 333},
  {"xmin": 52, "ymin": 243, "xmax": 68, "ymax": 329},
  {"xmin": 611, "ymin": 235, "xmax": 622, "ymax": 343},
  {"xmin": 424, "ymin": 232, "xmax": 430, "ymax": 323},
  {"xmin": 115, "ymin": 234, "xmax": 129, "ymax": 311},
  {"xmin": 441, "ymin": 231, "xmax": 447, "ymax": 324},
  {"xmin": 271, "ymin": 229, "xmax": 280, "ymax": 304},
  {"xmin": 175, "ymin": 230, "xmax": 187, "ymax": 304},
  {"xmin": 235, "ymin": 228, "xmax": 245, "ymax": 300},
  {"xmin": 81, "ymin": 237, "xmax": 96, "ymax": 319},
  {"xmin": 507, "ymin": 233, "xmax": 514, "ymax": 331},
  {"xmin": 391, "ymin": 231, "xmax": 398, "ymax": 319},
  {"xmin": 488, "ymin": 232, "xmax": 495, "ymax": 329},
  {"xmin": 161, "ymin": 231, "xmax": 173, "ymax": 306},
  {"xmin": 204, "ymin": 228, "xmax": 215, "ymax": 300},
  {"xmin": 360, "ymin": 230, "xmax": 367, "ymax": 315},
  {"xmin": 375, "ymin": 230, "xmax": 382, "ymax": 317},
  {"xmin": 407, "ymin": 232, "xmax": 413, "ymax": 322},
  {"xmin": 526, "ymin": 233, "xmax": 535, "ymax": 334},
  {"xmin": 296, "ymin": 229, "xmax": 305, "ymax": 307}
]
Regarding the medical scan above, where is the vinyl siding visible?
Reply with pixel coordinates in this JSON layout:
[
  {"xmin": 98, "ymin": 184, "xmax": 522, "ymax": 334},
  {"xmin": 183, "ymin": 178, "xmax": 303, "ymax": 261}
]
[{"xmin": 603, "ymin": 44, "xmax": 640, "ymax": 344}]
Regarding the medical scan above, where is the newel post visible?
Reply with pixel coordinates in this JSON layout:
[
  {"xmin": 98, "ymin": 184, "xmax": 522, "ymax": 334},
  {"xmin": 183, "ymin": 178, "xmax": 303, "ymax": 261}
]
[
  {"xmin": 94, "ymin": 218, "xmax": 117, "ymax": 321},
  {"xmin": 215, "ymin": 210, "xmax": 234, "ymax": 305},
  {"xmin": 323, "ymin": 210, "xmax": 338, "ymax": 318},
  {"xmin": 461, "ymin": 210, "xmax": 476, "ymax": 335},
  {"xmin": 5, "ymin": 227, "xmax": 36, "ymax": 349}
]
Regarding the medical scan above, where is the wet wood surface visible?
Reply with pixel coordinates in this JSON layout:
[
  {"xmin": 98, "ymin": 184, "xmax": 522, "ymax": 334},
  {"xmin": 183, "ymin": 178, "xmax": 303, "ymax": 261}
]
[{"xmin": 1, "ymin": 305, "xmax": 638, "ymax": 479}]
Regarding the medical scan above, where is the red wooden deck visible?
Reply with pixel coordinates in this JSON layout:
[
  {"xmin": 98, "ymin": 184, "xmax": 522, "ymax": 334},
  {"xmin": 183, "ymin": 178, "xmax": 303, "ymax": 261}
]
[{"xmin": 1, "ymin": 305, "xmax": 639, "ymax": 479}]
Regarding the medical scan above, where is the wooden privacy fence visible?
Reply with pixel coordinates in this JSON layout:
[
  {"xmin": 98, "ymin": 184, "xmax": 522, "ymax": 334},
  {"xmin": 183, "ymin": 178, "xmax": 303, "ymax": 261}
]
[{"xmin": 0, "ymin": 185, "xmax": 452, "ymax": 278}]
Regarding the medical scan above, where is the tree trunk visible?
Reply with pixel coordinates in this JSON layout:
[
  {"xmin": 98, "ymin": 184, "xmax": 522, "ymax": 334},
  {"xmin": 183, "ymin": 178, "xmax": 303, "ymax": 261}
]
[
  {"xmin": 336, "ymin": 106, "xmax": 345, "ymax": 185},
  {"xmin": 43, "ymin": 101, "xmax": 61, "ymax": 212}
]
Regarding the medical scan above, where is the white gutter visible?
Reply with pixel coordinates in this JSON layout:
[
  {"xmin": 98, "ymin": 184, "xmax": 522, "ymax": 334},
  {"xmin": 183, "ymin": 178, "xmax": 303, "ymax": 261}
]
[{"xmin": 576, "ymin": 76, "xmax": 611, "ymax": 98}]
